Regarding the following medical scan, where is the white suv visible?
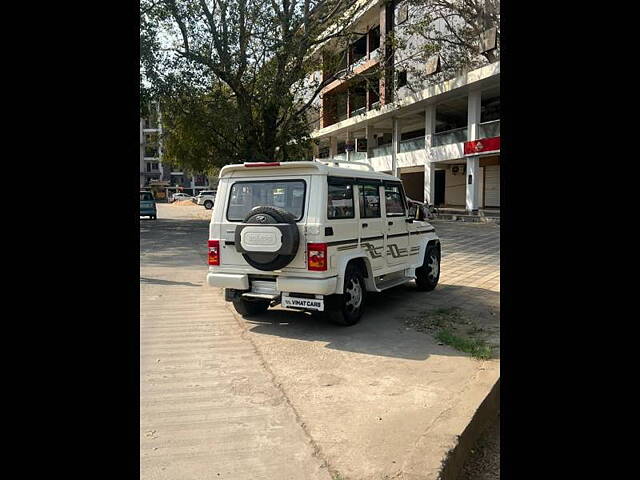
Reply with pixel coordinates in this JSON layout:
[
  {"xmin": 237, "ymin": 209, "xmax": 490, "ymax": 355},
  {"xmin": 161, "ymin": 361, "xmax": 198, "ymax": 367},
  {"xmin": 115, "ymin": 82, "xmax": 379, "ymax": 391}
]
[
  {"xmin": 206, "ymin": 161, "xmax": 440, "ymax": 326},
  {"xmin": 195, "ymin": 190, "xmax": 217, "ymax": 209}
]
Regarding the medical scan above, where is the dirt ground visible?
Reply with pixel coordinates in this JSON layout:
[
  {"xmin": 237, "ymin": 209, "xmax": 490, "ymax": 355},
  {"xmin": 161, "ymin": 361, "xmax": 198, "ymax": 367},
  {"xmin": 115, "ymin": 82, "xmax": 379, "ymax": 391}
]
[{"xmin": 457, "ymin": 415, "xmax": 500, "ymax": 480}]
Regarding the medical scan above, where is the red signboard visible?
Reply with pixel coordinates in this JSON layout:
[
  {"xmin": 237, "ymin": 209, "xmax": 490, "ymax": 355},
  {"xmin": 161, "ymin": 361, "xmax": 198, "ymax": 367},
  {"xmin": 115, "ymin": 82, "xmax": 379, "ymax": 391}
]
[{"xmin": 464, "ymin": 136, "xmax": 500, "ymax": 155}]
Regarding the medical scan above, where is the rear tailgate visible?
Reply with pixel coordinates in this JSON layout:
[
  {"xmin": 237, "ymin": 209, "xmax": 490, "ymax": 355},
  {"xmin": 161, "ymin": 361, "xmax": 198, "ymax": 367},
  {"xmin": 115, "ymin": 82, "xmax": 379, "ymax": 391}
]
[{"xmin": 215, "ymin": 174, "xmax": 311, "ymax": 271}]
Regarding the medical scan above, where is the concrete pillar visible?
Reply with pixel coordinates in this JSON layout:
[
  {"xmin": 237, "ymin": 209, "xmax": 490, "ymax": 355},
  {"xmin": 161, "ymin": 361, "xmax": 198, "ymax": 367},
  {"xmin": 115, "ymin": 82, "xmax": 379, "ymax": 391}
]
[
  {"xmin": 466, "ymin": 90, "xmax": 482, "ymax": 212},
  {"xmin": 379, "ymin": 2, "xmax": 394, "ymax": 105},
  {"xmin": 467, "ymin": 89, "xmax": 482, "ymax": 141},
  {"xmin": 346, "ymin": 130, "xmax": 351, "ymax": 162},
  {"xmin": 366, "ymin": 125, "xmax": 375, "ymax": 159},
  {"xmin": 329, "ymin": 136, "xmax": 338, "ymax": 158},
  {"xmin": 424, "ymin": 105, "xmax": 436, "ymax": 204},
  {"xmin": 424, "ymin": 162, "xmax": 436, "ymax": 205},
  {"xmin": 465, "ymin": 157, "xmax": 480, "ymax": 211},
  {"xmin": 392, "ymin": 117, "xmax": 400, "ymax": 177},
  {"xmin": 312, "ymin": 142, "xmax": 319, "ymax": 160}
]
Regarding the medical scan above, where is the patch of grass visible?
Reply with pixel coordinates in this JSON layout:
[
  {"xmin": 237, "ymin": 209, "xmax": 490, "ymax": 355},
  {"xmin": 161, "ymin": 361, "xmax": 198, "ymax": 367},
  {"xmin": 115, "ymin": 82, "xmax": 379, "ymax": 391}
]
[{"xmin": 436, "ymin": 329, "xmax": 492, "ymax": 360}]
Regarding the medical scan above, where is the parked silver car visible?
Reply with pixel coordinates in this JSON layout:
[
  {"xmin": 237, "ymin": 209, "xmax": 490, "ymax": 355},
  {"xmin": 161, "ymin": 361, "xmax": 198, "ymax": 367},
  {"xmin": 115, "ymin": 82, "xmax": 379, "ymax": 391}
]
[{"xmin": 195, "ymin": 190, "xmax": 216, "ymax": 209}]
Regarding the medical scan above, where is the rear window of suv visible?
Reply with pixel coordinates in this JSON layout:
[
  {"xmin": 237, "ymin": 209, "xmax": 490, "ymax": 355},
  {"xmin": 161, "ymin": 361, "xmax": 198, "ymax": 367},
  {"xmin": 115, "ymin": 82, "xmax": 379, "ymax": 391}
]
[
  {"xmin": 140, "ymin": 192, "xmax": 154, "ymax": 201},
  {"xmin": 227, "ymin": 180, "xmax": 306, "ymax": 221}
]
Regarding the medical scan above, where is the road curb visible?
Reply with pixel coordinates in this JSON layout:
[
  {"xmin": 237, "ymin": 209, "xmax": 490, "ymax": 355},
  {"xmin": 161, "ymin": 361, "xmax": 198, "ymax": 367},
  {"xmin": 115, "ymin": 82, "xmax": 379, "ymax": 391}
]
[{"xmin": 438, "ymin": 376, "xmax": 500, "ymax": 480}]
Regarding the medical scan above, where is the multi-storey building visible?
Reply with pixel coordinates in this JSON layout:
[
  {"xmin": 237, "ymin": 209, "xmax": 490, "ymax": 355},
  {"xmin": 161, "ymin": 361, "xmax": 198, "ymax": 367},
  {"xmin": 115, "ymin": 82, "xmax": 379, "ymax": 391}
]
[
  {"xmin": 140, "ymin": 102, "xmax": 165, "ymax": 187},
  {"xmin": 140, "ymin": 102, "xmax": 212, "ymax": 195},
  {"xmin": 309, "ymin": 0, "xmax": 500, "ymax": 213}
]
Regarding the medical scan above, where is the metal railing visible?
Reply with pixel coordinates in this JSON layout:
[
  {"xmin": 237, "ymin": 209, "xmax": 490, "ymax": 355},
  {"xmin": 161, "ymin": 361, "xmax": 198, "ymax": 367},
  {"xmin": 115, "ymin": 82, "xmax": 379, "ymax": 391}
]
[
  {"xmin": 399, "ymin": 136, "xmax": 425, "ymax": 153},
  {"xmin": 433, "ymin": 127, "xmax": 467, "ymax": 146},
  {"xmin": 479, "ymin": 119, "xmax": 500, "ymax": 138},
  {"xmin": 350, "ymin": 151, "xmax": 367, "ymax": 161},
  {"xmin": 371, "ymin": 144, "xmax": 393, "ymax": 157}
]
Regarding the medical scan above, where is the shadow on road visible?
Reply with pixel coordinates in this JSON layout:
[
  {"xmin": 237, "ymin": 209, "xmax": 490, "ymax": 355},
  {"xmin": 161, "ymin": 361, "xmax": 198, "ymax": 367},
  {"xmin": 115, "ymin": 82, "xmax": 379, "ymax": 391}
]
[
  {"xmin": 140, "ymin": 218, "xmax": 210, "ymax": 268},
  {"xmin": 245, "ymin": 282, "xmax": 499, "ymax": 361}
]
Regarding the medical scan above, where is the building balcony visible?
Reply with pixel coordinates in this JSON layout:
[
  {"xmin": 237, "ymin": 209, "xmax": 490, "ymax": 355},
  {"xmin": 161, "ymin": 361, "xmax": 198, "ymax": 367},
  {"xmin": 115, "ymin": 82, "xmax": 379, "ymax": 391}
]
[
  {"xmin": 371, "ymin": 144, "xmax": 393, "ymax": 158},
  {"xmin": 433, "ymin": 127, "xmax": 468, "ymax": 146},
  {"xmin": 399, "ymin": 137, "xmax": 426, "ymax": 153},
  {"xmin": 479, "ymin": 119, "xmax": 500, "ymax": 139}
]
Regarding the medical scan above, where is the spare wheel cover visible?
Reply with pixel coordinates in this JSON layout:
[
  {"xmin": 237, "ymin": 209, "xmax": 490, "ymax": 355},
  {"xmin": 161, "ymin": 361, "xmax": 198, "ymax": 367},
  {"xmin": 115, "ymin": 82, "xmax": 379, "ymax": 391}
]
[{"xmin": 235, "ymin": 206, "xmax": 300, "ymax": 271}]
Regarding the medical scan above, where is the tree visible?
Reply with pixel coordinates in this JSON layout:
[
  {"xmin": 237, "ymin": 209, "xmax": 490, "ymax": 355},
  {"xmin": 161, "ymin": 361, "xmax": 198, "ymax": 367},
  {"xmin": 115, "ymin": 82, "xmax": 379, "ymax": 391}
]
[
  {"xmin": 140, "ymin": 0, "xmax": 371, "ymax": 168},
  {"xmin": 394, "ymin": 0, "xmax": 500, "ymax": 90}
]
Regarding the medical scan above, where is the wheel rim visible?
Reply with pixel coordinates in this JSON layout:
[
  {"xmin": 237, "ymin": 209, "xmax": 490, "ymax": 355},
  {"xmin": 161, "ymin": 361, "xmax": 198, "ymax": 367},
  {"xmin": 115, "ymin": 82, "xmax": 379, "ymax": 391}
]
[
  {"xmin": 345, "ymin": 277, "xmax": 363, "ymax": 312},
  {"xmin": 427, "ymin": 255, "xmax": 439, "ymax": 280}
]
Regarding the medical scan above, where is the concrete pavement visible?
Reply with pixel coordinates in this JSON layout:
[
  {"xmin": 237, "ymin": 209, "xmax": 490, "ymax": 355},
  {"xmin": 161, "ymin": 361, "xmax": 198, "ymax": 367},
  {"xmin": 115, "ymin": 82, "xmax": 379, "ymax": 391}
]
[
  {"xmin": 140, "ymin": 209, "xmax": 331, "ymax": 480},
  {"xmin": 140, "ymin": 204, "xmax": 500, "ymax": 480}
]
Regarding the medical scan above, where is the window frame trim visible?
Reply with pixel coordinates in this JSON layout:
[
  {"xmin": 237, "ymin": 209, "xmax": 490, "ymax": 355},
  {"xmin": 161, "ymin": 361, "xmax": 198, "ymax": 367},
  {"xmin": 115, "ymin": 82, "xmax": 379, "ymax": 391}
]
[
  {"xmin": 327, "ymin": 178, "xmax": 356, "ymax": 220},
  {"xmin": 384, "ymin": 181, "xmax": 408, "ymax": 217},
  {"xmin": 358, "ymin": 182, "xmax": 383, "ymax": 219}
]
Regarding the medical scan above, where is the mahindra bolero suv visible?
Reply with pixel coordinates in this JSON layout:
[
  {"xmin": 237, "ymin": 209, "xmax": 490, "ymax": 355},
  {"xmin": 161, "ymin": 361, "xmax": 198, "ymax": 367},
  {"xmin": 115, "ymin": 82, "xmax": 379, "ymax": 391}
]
[{"xmin": 206, "ymin": 160, "xmax": 441, "ymax": 326}]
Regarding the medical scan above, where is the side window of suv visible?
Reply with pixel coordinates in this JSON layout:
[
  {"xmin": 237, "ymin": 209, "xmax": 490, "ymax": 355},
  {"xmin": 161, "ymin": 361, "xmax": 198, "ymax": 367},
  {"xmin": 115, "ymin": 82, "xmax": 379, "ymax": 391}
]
[
  {"xmin": 359, "ymin": 183, "xmax": 381, "ymax": 218},
  {"xmin": 384, "ymin": 184, "xmax": 407, "ymax": 216},
  {"xmin": 327, "ymin": 178, "xmax": 354, "ymax": 219}
]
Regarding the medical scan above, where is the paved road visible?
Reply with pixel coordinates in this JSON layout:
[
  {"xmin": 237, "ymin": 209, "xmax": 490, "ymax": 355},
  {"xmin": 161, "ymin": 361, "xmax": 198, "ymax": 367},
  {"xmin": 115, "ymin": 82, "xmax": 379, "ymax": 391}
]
[
  {"xmin": 140, "ymin": 204, "xmax": 500, "ymax": 480},
  {"xmin": 140, "ymin": 206, "xmax": 331, "ymax": 480}
]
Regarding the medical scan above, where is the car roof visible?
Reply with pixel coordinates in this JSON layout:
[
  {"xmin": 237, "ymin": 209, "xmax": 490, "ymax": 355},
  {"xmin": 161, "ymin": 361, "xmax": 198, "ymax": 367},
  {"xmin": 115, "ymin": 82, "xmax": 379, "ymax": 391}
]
[{"xmin": 220, "ymin": 161, "xmax": 400, "ymax": 182}]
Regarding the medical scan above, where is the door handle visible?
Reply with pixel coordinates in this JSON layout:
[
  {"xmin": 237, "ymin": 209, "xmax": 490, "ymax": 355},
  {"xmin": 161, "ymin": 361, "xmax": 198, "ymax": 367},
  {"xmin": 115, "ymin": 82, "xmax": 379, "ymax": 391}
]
[
  {"xmin": 362, "ymin": 223, "xmax": 368, "ymax": 228},
  {"xmin": 388, "ymin": 221, "xmax": 394, "ymax": 226}
]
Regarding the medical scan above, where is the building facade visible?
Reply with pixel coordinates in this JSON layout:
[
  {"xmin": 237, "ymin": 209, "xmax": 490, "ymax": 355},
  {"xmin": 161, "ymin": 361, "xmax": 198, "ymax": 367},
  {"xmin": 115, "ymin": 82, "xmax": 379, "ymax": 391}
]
[
  {"xmin": 308, "ymin": 0, "xmax": 500, "ymax": 213},
  {"xmin": 140, "ymin": 102, "xmax": 212, "ymax": 195}
]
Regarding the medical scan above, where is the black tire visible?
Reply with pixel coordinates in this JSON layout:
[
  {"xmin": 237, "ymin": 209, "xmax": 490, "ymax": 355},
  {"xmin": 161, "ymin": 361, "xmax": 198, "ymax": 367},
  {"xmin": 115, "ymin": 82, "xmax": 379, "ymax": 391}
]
[
  {"xmin": 416, "ymin": 244, "xmax": 440, "ymax": 291},
  {"xmin": 239, "ymin": 206, "xmax": 300, "ymax": 271},
  {"xmin": 204, "ymin": 200, "xmax": 213, "ymax": 209},
  {"xmin": 327, "ymin": 263, "xmax": 366, "ymax": 326},
  {"xmin": 232, "ymin": 298, "xmax": 270, "ymax": 317}
]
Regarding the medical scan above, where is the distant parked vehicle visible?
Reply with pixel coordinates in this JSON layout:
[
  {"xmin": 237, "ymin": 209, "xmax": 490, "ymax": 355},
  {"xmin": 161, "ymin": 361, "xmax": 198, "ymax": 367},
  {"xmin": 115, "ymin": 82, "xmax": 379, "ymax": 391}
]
[
  {"xmin": 140, "ymin": 191, "xmax": 157, "ymax": 219},
  {"xmin": 170, "ymin": 192, "xmax": 194, "ymax": 203},
  {"xmin": 195, "ymin": 190, "xmax": 217, "ymax": 209}
]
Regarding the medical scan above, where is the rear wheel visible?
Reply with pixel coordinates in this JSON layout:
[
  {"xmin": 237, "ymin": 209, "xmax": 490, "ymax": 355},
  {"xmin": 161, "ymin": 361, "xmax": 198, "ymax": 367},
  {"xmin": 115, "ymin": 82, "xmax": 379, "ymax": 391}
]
[
  {"xmin": 204, "ymin": 200, "xmax": 213, "ymax": 209},
  {"xmin": 232, "ymin": 298, "xmax": 269, "ymax": 317},
  {"xmin": 327, "ymin": 263, "xmax": 366, "ymax": 326}
]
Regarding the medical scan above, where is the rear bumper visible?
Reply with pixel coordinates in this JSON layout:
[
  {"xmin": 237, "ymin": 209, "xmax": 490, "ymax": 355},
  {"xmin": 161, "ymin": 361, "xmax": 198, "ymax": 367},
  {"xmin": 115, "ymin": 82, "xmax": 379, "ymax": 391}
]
[
  {"xmin": 140, "ymin": 209, "xmax": 156, "ymax": 215},
  {"xmin": 206, "ymin": 273, "xmax": 338, "ymax": 295},
  {"xmin": 277, "ymin": 276, "xmax": 337, "ymax": 295},
  {"xmin": 207, "ymin": 273, "xmax": 250, "ymax": 289}
]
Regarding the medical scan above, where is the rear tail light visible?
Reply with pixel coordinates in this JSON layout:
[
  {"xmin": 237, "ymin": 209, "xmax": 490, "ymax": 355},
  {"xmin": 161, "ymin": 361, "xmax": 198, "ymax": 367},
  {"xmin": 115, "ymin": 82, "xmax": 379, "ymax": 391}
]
[
  {"xmin": 307, "ymin": 243, "xmax": 327, "ymax": 271},
  {"xmin": 208, "ymin": 240, "xmax": 220, "ymax": 265}
]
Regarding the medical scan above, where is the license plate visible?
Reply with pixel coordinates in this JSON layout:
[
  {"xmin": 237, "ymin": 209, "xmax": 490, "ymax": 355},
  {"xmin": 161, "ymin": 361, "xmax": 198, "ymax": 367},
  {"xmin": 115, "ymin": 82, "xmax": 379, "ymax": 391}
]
[{"xmin": 282, "ymin": 296, "xmax": 324, "ymax": 311}]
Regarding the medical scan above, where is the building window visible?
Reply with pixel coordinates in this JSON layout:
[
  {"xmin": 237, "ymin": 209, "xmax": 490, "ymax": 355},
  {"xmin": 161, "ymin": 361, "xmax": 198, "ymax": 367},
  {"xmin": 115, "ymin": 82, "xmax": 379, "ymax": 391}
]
[
  {"xmin": 369, "ymin": 25, "xmax": 380, "ymax": 52},
  {"xmin": 397, "ymin": 4, "xmax": 408, "ymax": 25},
  {"xmin": 318, "ymin": 147, "xmax": 330, "ymax": 159},
  {"xmin": 397, "ymin": 70, "xmax": 408, "ymax": 88}
]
